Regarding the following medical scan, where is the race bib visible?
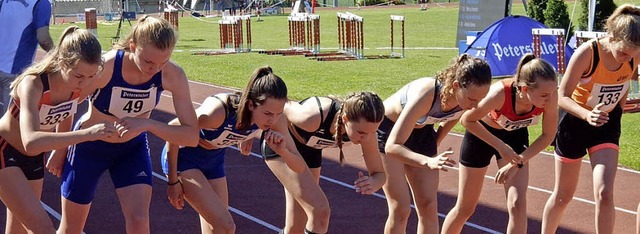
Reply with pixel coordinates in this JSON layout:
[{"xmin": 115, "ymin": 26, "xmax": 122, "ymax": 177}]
[
  {"xmin": 494, "ymin": 115, "xmax": 540, "ymax": 131},
  {"xmin": 420, "ymin": 111, "xmax": 464, "ymax": 125},
  {"xmin": 586, "ymin": 83, "xmax": 628, "ymax": 112},
  {"xmin": 39, "ymin": 99, "xmax": 78, "ymax": 130},
  {"xmin": 306, "ymin": 136, "xmax": 338, "ymax": 149},
  {"xmin": 206, "ymin": 130, "xmax": 258, "ymax": 148},
  {"xmin": 109, "ymin": 86, "xmax": 157, "ymax": 118}
]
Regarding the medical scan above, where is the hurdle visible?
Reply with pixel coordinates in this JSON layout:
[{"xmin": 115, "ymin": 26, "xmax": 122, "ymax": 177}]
[
  {"xmin": 85, "ymin": 8, "xmax": 98, "ymax": 37},
  {"xmin": 365, "ymin": 15, "xmax": 405, "ymax": 59},
  {"xmin": 259, "ymin": 13, "xmax": 320, "ymax": 56},
  {"xmin": 193, "ymin": 15, "xmax": 252, "ymax": 56},
  {"xmin": 575, "ymin": 31, "xmax": 606, "ymax": 47},
  {"xmin": 288, "ymin": 13, "xmax": 320, "ymax": 54},
  {"xmin": 390, "ymin": 15, "xmax": 405, "ymax": 58},
  {"xmin": 313, "ymin": 12, "xmax": 363, "ymax": 61},
  {"xmin": 532, "ymin": 28, "xmax": 566, "ymax": 74},
  {"xmin": 163, "ymin": 9, "xmax": 179, "ymax": 29}
]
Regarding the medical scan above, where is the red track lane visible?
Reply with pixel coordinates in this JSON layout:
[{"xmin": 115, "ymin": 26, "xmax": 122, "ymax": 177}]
[{"xmin": 0, "ymin": 80, "xmax": 638, "ymax": 233}]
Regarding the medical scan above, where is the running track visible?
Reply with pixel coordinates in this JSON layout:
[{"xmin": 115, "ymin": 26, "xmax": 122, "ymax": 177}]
[{"xmin": 1, "ymin": 80, "xmax": 639, "ymax": 233}]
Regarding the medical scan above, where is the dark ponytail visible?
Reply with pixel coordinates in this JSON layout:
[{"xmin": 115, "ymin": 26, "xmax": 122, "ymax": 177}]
[{"xmin": 236, "ymin": 66, "xmax": 288, "ymax": 130}]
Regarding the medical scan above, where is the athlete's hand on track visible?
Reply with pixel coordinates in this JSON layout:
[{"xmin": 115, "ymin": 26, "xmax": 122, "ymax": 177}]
[
  {"xmin": 586, "ymin": 103, "xmax": 609, "ymax": 127},
  {"xmin": 426, "ymin": 147, "xmax": 455, "ymax": 171},
  {"xmin": 167, "ymin": 180, "xmax": 185, "ymax": 210}
]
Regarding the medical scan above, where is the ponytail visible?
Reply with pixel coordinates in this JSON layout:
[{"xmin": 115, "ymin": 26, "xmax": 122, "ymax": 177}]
[
  {"xmin": 436, "ymin": 54, "xmax": 492, "ymax": 105},
  {"xmin": 10, "ymin": 26, "xmax": 102, "ymax": 98},
  {"xmin": 236, "ymin": 66, "xmax": 288, "ymax": 130},
  {"xmin": 514, "ymin": 53, "xmax": 557, "ymax": 91},
  {"xmin": 333, "ymin": 92, "xmax": 385, "ymax": 164}
]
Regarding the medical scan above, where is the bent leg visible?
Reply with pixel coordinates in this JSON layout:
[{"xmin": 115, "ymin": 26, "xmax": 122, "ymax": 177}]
[
  {"xmin": 590, "ymin": 148, "xmax": 618, "ymax": 234},
  {"xmin": 541, "ymin": 159, "xmax": 581, "ymax": 234},
  {"xmin": 180, "ymin": 169, "xmax": 235, "ymax": 234},
  {"xmin": 284, "ymin": 167, "xmax": 320, "ymax": 234},
  {"xmin": 0, "ymin": 168, "xmax": 54, "ymax": 234},
  {"xmin": 404, "ymin": 164, "xmax": 439, "ymax": 234},
  {"xmin": 498, "ymin": 159, "xmax": 529, "ymax": 234},
  {"xmin": 441, "ymin": 165, "xmax": 488, "ymax": 234},
  {"xmin": 266, "ymin": 158, "xmax": 329, "ymax": 233},
  {"xmin": 380, "ymin": 154, "xmax": 411, "ymax": 234},
  {"xmin": 116, "ymin": 184, "xmax": 152, "ymax": 234}
]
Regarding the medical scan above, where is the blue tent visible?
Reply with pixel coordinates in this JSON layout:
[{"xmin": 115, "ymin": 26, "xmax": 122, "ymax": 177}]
[{"xmin": 464, "ymin": 15, "xmax": 574, "ymax": 77}]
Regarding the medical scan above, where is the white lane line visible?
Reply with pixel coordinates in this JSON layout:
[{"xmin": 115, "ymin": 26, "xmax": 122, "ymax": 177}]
[
  {"xmin": 317, "ymin": 176, "xmax": 500, "ymax": 233},
  {"xmin": 41, "ymin": 202, "xmax": 62, "ymax": 220},
  {"xmin": 40, "ymin": 202, "xmax": 87, "ymax": 234},
  {"xmin": 151, "ymin": 172, "xmax": 281, "ymax": 232},
  {"xmin": 230, "ymin": 147, "xmax": 501, "ymax": 234}
]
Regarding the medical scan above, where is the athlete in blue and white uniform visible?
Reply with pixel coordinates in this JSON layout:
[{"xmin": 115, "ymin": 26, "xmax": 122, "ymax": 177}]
[
  {"xmin": 162, "ymin": 66, "xmax": 301, "ymax": 234},
  {"xmin": 161, "ymin": 94, "xmax": 258, "ymax": 233},
  {"xmin": 53, "ymin": 17, "xmax": 199, "ymax": 234}
]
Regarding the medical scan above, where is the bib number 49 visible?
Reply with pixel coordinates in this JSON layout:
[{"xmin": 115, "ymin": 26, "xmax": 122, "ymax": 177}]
[{"xmin": 123, "ymin": 100, "xmax": 144, "ymax": 113}]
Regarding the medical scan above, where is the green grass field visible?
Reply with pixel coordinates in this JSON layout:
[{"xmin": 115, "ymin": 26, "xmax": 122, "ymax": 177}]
[{"xmin": 49, "ymin": 1, "xmax": 640, "ymax": 170}]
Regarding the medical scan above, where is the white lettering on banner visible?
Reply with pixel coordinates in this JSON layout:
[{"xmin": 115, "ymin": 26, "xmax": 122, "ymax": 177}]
[{"xmin": 492, "ymin": 42, "xmax": 559, "ymax": 61}]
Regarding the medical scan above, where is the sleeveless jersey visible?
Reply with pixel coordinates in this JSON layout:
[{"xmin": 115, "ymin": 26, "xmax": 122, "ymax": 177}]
[
  {"xmin": 290, "ymin": 97, "xmax": 350, "ymax": 149},
  {"xmin": 572, "ymin": 39, "xmax": 635, "ymax": 113},
  {"xmin": 399, "ymin": 78, "xmax": 464, "ymax": 125},
  {"xmin": 91, "ymin": 50, "xmax": 163, "ymax": 118},
  {"xmin": 488, "ymin": 78, "xmax": 544, "ymax": 131},
  {"xmin": 199, "ymin": 95, "xmax": 259, "ymax": 148},
  {"xmin": 10, "ymin": 73, "xmax": 80, "ymax": 130}
]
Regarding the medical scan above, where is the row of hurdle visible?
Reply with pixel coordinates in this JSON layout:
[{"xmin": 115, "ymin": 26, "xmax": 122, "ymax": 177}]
[{"xmin": 202, "ymin": 12, "xmax": 405, "ymax": 61}]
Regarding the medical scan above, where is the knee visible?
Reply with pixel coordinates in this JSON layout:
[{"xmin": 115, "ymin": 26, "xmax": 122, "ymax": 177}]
[
  {"xmin": 414, "ymin": 198, "xmax": 437, "ymax": 217},
  {"xmin": 311, "ymin": 205, "xmax": 330, "ymax": 221},
  {"xmin": 29, "ymin": 221, "xmax": 56, "ymax": 234},
  {"xmin": 126, "ymin": 212, "xmax": 150, "ymax": 228},
  {"xmin": 388, "ymin": 204, "xmax": 412, "ymax": 222},
  {"xmin": 551, "ymin": 192, "xmax": 573, "ymax": 207},
  {"xmin": 453, "ymin": 203, "xmax": 477, "ymax": 219},
  {"xmin": 506, "ymin": 195, "xmax": 527, "ymax": 216},
  {"xmin": 595, "ymin": 187, "xmax": 614, "ymax": 205},
  {"xmin": 215, "ymin": 221, "xmax": 236, "ymax": 233}
]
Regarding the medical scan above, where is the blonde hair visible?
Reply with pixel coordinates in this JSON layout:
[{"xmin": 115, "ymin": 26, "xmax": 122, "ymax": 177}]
[
  {"xmin": 333, "ymin": 92, "xmax": 384, "ymax": 164},
  {"xmin": 114, "ymin": 16, "xmax": 177, "ymax": 52},
  {"xmin": 435, "ymin": 54, "xmax": 492, "ymax": 105},
  {"xmin": 10, "ymin": 26, "xmax": 102, "ymax": 98},
  {"xmin": 514, "ymin": 53, "xmax": 557, "ymax": 90},
  {"xmin": 236, "ymin": 66, "xmax": 288, "ymax": 130},
  {"xmin": 605, "ymin": 4, "xmax": 640, "ymax": 48}
]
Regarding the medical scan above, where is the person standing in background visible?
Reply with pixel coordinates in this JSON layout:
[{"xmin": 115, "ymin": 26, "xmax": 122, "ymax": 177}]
[{"xmin": 0, "ymin": 0, "xmax": 54, "ymax": 115}]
